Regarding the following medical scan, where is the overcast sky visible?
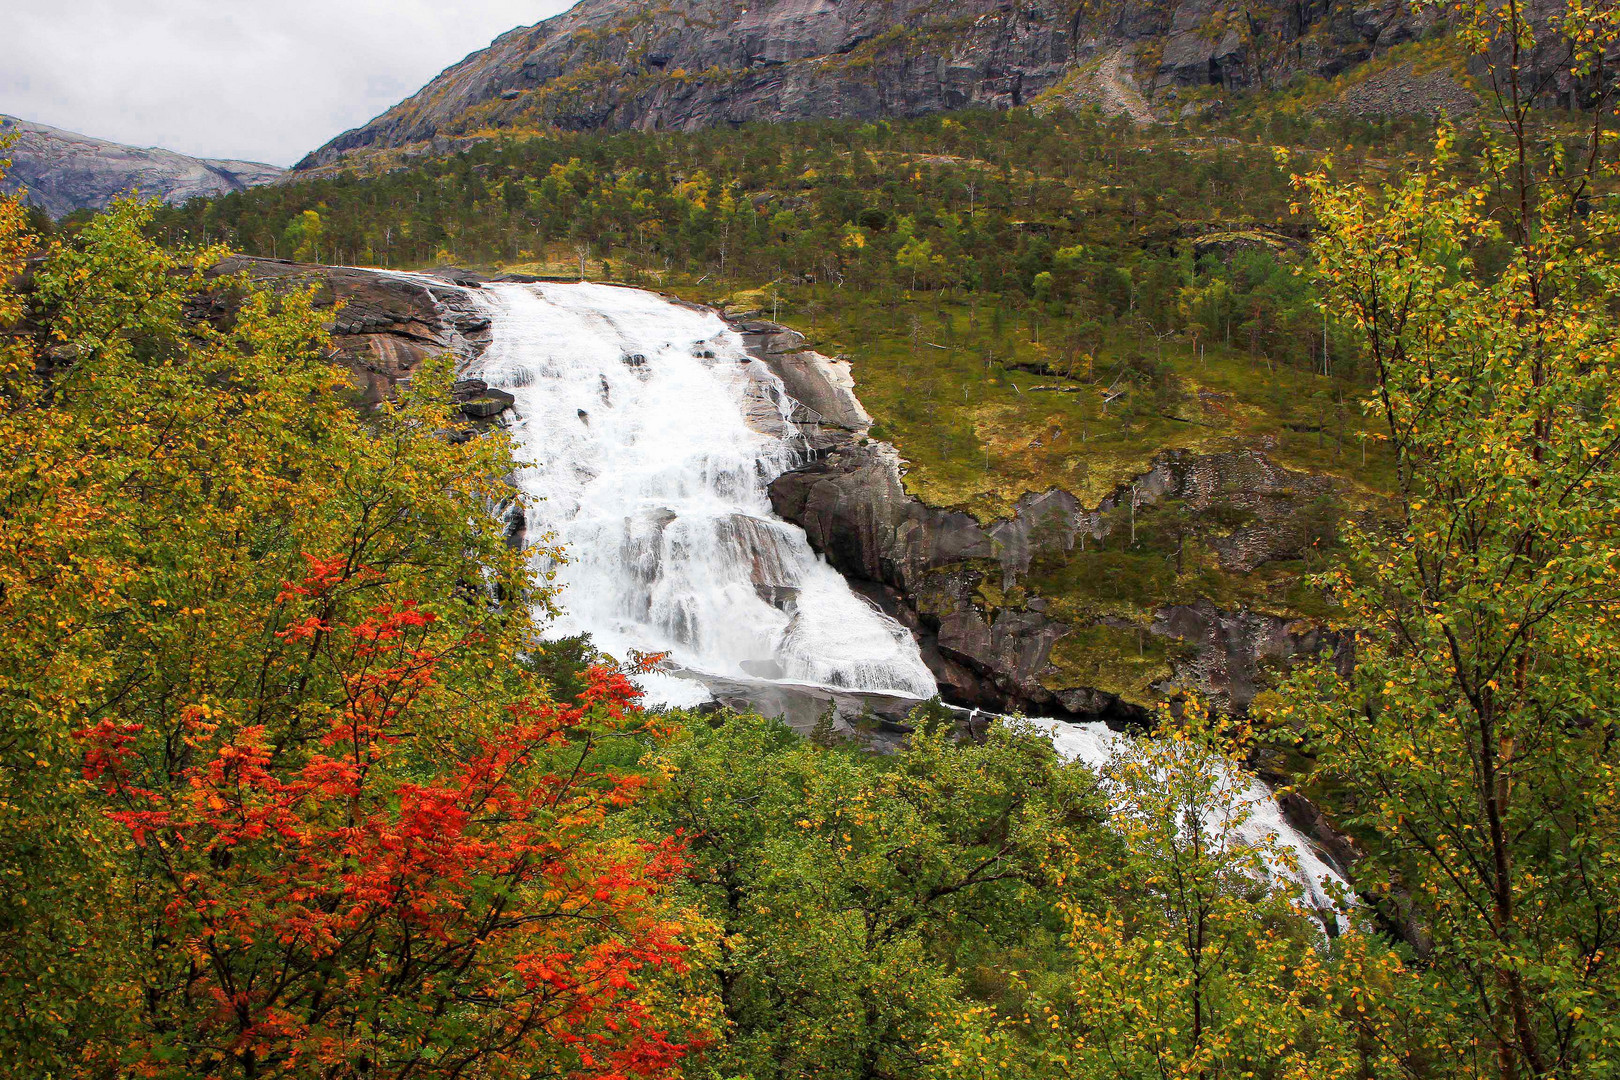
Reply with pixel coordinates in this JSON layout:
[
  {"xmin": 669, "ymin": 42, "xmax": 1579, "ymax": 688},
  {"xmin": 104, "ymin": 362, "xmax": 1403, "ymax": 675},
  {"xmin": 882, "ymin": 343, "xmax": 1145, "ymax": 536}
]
[{"xmin": 5, "ymin": 1, "xmax": 578, "ymax": 168}]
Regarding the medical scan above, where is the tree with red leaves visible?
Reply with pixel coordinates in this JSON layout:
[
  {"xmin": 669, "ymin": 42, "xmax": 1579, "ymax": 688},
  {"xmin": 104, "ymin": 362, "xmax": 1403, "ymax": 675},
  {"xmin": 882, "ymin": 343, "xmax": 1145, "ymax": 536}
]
[{"xmin": 76, "ymin": 555, "xmax": 699, "ymax": 1080}]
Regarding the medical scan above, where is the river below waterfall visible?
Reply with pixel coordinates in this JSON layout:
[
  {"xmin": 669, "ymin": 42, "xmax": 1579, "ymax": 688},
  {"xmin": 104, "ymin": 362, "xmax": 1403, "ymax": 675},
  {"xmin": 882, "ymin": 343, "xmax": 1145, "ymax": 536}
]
[{"xmin": 462, "ymin": 280, "xmax": 1346, "ymax": 913}]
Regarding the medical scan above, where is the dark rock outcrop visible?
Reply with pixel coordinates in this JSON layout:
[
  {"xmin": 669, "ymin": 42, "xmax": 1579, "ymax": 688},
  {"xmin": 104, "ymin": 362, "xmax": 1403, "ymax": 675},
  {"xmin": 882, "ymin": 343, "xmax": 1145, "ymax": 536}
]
[
  {"xmin": 726, "ymin": 315, "xmax": 874, "ymax": 454},
  {"xmin": 455, "ymin": 381, "xmax": 517, "ymax": 419},
  {"xmin": 203, "ymin": 257, "xmax": 493, "ymax": 407},
  {"xmin": 2, "ymin": 115, "xmax": 283, "ymax": 219},
  {"xmin": 770, "ymin": 437, "xmax": 1350, "ymax": 720}
]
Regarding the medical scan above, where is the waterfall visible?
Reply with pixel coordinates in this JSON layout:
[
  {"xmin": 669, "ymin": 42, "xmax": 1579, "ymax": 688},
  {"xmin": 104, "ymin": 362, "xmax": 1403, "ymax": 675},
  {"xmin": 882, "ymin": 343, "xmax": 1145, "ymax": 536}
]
[
  {"xmin": 470, "ymin": 282, "xmax": 937, "ymax": 706},
  {"xmin": 463, "ymin": 278, "xmax": 1346, "ymax": 912},
  {"xmin": 1027, "ymin": 719, "xmax": 1347, "ymax": 915}
]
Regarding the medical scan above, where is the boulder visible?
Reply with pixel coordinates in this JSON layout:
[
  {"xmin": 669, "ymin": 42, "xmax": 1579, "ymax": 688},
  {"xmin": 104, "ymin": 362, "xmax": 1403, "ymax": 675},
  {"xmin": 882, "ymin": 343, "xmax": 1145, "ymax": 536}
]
[{"xmin": 461, "ymin": 388, "xmax": 516, "ymax": 419}]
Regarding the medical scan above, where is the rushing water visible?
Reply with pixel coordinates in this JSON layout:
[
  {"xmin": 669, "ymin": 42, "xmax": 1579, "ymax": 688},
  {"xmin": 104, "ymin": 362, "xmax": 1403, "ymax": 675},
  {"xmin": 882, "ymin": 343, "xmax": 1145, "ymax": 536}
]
[
  {"xmin": 1026, "ymin": 718, "xmax": 1346, "ymax": 914},
  {"xmin": 462, "ymin": 279, "xmax": 1347, "ymax": 912},
  {"xmin": 470, "ymin": 282, "xmax": 936, "ymax": 706}
]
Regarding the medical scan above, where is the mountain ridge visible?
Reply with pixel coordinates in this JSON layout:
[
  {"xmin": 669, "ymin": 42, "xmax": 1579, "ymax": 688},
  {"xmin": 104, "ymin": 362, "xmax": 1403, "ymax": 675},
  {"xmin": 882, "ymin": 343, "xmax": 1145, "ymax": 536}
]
[
  {"xmin": 0, "ymin": 115, "xmax": 284, "ymax": 218},
  {"xmin": 294, "ymin": 0, "xmax": 1591, "ymax": 172}
]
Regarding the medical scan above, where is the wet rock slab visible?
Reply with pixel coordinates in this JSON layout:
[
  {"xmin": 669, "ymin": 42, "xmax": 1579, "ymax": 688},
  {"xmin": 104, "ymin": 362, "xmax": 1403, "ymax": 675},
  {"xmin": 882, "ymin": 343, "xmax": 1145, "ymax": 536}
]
[{"xmin": 204, "ymin": 257, "xmax": 495, "ymax": 406}]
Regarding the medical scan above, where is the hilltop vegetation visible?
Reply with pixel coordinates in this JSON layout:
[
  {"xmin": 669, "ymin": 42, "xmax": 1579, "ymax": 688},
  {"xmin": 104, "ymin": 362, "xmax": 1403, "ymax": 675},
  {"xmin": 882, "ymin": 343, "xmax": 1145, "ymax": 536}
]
[
  {"xmin": 152, "ymin": 106, "xmax": 1437, "ymax": 707},
  {"xmin": 160, "ymin": 105, "xmax": 1400, "ymax": 506}
]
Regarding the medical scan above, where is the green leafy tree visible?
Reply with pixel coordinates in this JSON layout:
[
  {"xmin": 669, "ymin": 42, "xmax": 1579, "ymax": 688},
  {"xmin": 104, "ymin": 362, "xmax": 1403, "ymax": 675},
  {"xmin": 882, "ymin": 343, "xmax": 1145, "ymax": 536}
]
[
  {"xmin": 897, "ymin": 236, "xmax": 941, "ymax": 291},
  {"xmin": 1054, "ymin": 709, "xmax": 1411, "ymax": 1080},
  {"xmin": 1277, "ymin": 4, "xmax": 1620, "ymax": 1076},
  {"xmin": 1032, "ymin": 270, "xmax": 1055, "ymax": 306},
  {"xmin": 284, "ymin": 208, "xmax": 325, "ymax": 263},
  {"xmin": 640, "ymin": 712, "xmax": 1109, "ymax": 1080}
]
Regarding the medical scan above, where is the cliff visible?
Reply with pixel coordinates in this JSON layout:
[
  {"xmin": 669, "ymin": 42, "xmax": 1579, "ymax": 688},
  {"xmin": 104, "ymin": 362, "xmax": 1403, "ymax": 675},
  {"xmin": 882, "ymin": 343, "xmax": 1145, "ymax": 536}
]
[
  {"xmin": 733, "ymin": 318, "xmax": 1358, "ymax": 722},
  {"xmin": 1, "ymin": 116, "xmax": 284, "ymax": 219},
  {"xmin": 298, "ymin": 0, "xmax": 1593, "ymax": 171},
  {"xmin": 770, "ymin": 436, "xmax": 1352, "ymax": 721}
]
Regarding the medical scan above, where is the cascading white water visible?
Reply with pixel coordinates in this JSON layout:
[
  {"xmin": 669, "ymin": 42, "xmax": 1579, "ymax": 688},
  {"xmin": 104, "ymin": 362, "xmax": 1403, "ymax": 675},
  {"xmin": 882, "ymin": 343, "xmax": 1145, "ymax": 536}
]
[
  {"xmin": 462, "ymin": 278, "xmax": 1345, "ymax": 912},
  {"xmin": 469, "ymin": 282, "xmax": 937, "ymax": 706},
  {"xmin": 1026, "ymin": 719, "xmax": 1347, "ymax": 914}
]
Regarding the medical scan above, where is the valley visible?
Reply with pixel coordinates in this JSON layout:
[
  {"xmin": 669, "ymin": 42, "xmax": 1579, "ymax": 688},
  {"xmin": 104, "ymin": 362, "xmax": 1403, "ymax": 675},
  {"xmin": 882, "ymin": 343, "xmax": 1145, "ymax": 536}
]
[
  {"xmin": 3, "ymin": 1, "xmax": 1618, "ymax": 1077},
  {"xmin": 170, "ymin": 105, "xmax": 1418, "ymax": 723}
]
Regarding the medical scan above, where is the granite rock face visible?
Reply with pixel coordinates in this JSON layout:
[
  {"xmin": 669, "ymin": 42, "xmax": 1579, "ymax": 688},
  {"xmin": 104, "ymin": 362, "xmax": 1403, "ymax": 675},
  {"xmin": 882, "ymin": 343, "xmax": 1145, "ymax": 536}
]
[
  {"xmin": 201, "ymin": 257, "xmax": 494, "ymax": 407},
  {"xmin": 300, "ymin": 0, "xmax": 1073, "ymax": 168},
  {"xmin": 300, "ymin": 0, "xmax": 1586, "ymax": 170},
  {"xmin": 770, "ymin": 438, "xmax": 1350, "ymax": 720},
  {"xmin": 1, "ymin": 116, "xmax": 284, "ymax": 219}
]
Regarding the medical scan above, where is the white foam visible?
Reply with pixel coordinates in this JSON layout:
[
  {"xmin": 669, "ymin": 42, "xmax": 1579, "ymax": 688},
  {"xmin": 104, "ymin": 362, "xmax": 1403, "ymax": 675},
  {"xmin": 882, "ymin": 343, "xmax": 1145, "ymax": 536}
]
[
  {"xmin": 470, "ymin": 282, "xmax": 937, "ymax": 707},
  {"xmin": 1026, "ymin": 717, "xmax": 1348, "ymax": 914}
]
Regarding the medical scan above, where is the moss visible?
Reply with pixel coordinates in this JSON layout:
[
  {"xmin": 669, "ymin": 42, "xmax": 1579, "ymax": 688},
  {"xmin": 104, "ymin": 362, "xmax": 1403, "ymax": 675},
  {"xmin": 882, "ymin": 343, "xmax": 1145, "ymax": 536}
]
[
  {"xmin": 715, "ymin": 285, "xmax": 772, "ymax": 316},
  {"xmin": 1043, "ymin": 623, "xmax": 1181, "ymax": 706},
  {"xmin": 713, "ymin": 288, "xmax": 1397, "ymax": 525}
]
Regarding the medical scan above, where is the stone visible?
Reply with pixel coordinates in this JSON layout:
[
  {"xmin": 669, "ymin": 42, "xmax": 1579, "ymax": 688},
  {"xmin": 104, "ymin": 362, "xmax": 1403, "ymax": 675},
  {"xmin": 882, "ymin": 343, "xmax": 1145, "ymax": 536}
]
[
  {"xmin": 461, "ymin": 389, "xmax": 516, "ymax": 419},
  {"xmin": 769, "ymin": 429, "xmax": 1352, "ymax": 720},
  {"xmin": 203, "ymin": 256, "xmax": 494, "ymax": 407}
]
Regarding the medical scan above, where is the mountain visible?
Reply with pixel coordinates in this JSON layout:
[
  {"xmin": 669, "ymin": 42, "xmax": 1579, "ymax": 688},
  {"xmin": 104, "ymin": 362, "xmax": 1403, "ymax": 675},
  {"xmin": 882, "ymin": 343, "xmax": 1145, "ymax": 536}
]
[
  {"xmin": 0, "ymin": 115, "xmax": 284, "ymax": 218},
  {"xmin": 297, "ymin": 0, "xmax": 1586, "ymax": 172}
]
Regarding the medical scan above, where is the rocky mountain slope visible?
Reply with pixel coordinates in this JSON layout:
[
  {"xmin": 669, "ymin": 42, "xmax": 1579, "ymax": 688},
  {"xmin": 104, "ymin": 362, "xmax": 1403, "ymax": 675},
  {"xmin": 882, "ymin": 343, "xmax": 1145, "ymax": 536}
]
[
  {"xmin": 740, "ymin": 317, "xmax": 1353, "ymax": 722},
  {"xmin": 1, "ymin": 116, "xmax": 284, "ymax": 218},
  {"xmin": 300, "ymin": 0, "xmax": 1584, "ymax": 171}
]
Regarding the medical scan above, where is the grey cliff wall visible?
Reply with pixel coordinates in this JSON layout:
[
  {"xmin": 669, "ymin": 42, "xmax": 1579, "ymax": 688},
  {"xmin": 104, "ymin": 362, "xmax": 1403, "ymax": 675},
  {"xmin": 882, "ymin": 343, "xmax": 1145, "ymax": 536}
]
[
  {"xmin": 299, "ymin": 0, "xmax": 1590, "ymax": 170},
  {"xmin": 769, "ymin": 437, "xmax": 1348, "ymax": 720}
]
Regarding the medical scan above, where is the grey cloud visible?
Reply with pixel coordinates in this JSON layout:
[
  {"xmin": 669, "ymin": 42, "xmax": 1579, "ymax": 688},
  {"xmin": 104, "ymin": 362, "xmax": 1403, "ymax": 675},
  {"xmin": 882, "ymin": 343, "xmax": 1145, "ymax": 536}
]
[{"xmin": 5, "ymin": 1, "xmax": 576, "ymax": 167}]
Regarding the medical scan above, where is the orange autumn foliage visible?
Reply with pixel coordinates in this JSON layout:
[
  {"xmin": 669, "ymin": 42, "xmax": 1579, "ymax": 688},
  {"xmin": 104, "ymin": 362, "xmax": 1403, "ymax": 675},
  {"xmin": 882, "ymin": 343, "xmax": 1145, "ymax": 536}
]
[{"xmin": 72, "ymin": 555, "xmax": 698, "ymax": 1080}]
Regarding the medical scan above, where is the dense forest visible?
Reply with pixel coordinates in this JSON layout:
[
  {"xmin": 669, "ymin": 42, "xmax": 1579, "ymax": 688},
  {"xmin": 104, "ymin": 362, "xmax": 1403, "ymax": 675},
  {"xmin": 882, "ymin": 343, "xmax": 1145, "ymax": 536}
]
[{"xmin": 4, "ymin": 2, "xmax": 1619, "ymax": 1078}]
